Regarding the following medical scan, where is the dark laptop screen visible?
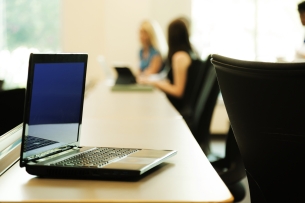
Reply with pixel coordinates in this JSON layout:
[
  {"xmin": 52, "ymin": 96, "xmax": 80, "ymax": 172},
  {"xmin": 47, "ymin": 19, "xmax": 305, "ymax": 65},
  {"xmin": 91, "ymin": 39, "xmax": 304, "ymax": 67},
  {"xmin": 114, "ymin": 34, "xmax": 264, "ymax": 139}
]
[{"xmin": 23, "ymin": 61, "xmax": 86, "ymax": 159}]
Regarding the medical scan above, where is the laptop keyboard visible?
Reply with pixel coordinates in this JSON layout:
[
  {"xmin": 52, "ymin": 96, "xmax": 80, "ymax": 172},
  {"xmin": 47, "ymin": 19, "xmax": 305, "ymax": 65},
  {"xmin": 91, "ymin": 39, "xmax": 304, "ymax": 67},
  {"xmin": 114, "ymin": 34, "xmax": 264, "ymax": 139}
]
[
  {"xmin": 50, "ymin": 147, "xmax": 138, "ymax": 168},
  {"xmin": 23, "ymin": 135, "xmax": 59, "ymax": 152}
]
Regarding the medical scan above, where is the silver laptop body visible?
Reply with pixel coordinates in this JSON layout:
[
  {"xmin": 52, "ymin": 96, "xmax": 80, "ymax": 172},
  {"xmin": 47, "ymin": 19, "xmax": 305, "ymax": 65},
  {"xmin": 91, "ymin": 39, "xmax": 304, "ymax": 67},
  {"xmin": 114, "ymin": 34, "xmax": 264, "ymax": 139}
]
[{"xmin": 20, "ymin": 53, "xmax": 176, "ymax": 179}]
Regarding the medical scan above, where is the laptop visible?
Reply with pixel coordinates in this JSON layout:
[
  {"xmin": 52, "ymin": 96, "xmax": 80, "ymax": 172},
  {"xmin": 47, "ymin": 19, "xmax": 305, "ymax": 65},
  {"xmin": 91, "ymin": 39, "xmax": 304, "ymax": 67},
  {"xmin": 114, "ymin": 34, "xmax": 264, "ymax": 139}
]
[
  {"xmin": 114, "ymin": 67, "xmax": 137, "ymax": 85},
  {"xmin": 112, "ymin": 67, "xmax": 154, "ymax": 91},
  {"xmin": 20, "ymin": 53, "xmax": 177, "ymax": 179}
]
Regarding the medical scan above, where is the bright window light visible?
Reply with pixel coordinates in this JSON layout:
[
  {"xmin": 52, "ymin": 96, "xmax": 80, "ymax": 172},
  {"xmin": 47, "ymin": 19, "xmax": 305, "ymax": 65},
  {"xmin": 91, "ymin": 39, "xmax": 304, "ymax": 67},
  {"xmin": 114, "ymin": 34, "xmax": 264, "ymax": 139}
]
[
  {"xmin": 192, "ymin": 0, "xmax": 304, "ymax": 62},
  {"xmin": 0, "ymin": 0, "xmax": 61, "ymax": 90}
]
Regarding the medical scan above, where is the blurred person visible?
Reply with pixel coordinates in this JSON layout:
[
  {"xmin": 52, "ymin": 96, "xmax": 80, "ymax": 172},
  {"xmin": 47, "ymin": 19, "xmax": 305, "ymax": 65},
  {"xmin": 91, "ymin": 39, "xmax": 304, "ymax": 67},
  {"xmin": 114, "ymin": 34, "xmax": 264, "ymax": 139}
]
[
  {"xmin": 138, "ymin": 20, "xmax": 167, "ymax": 76},
  {"xmin": 177, "ymin": 16, "xmax": 191, "ymax": 32},
  {"xmin": 298, "ymin": 1, "xmax": 305, "ymax": 27},
  {"xmin": 295, "ymin": 1, "xmax": 305, "ymax": 60},
  {"xmin": 140, "ymin": 19, "xmax": 197, "ymax": 112},
  {"xmin": 177, "ymin": 16, "xmax": 201, "ymax": 57}
]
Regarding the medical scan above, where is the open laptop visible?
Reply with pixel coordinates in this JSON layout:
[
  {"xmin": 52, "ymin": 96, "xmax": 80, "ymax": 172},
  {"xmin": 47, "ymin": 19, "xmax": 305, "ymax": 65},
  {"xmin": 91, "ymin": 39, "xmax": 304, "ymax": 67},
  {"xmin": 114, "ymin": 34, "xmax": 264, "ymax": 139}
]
[
  {"xmin": 114, "ymin": 67, "xmax": 137, "ymax": 85},
  {"xmin": 20, "ymin": 53, "xmax": 177, "ymax": 179},
  {"xmin": 112, "ymin": 67, "xmax": 154, "ymax": 91}
]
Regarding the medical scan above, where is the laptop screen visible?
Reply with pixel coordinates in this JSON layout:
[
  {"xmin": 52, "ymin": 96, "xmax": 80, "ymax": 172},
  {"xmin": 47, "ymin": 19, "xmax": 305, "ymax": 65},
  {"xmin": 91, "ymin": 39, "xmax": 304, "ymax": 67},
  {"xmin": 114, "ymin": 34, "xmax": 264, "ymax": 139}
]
[{"xmin": 21, "ymin": 54, "xmax": 87, "ymax": 162}]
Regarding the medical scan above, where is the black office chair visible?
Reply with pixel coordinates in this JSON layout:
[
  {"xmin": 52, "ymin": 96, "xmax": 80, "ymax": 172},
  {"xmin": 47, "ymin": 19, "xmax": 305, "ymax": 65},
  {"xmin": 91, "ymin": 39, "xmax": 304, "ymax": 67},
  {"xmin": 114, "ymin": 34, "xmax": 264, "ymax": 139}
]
[
  {"xmin": 189, "ymin": 57, "xmax": 246, "ymax": 201},
  {"xmin": 211, "ymin": 54, "xmax": 305, "ymax": 203},
  {"xmin": 0, "ymin": 80, "xmax": 3, "ymax": 91},
  {"xmin": 0, "ymin": 88, "xmax": 26, "ymax": 136},
  {"xmin": 173, "ymin": 58, "xmax": 206, "ymax": 120},
  {"xmin": 211, "ymin": 127, "xmax": 246, "ymax": 202},
  {"xmin": 186, "ymin": 58, "xmax": 220, "ymax": 155},
  {"xmin": 180, "ymin": 56, "xmax": 211, "ymax": 121},
  {"xmin": 186, "ymin": 57, "xmax": 220, "ymax": 156},
  {"xmin": 167, "ymin": 55, "xmax": 219, "ymax": 156}
]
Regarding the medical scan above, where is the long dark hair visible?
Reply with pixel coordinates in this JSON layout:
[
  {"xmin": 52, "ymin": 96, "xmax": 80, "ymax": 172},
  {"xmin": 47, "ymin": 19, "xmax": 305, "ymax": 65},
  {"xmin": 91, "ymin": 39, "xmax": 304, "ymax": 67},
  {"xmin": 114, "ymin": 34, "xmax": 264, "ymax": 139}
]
[{"xmin": 167, "ymin": 19, "xmax": 193, "ymax": 65}]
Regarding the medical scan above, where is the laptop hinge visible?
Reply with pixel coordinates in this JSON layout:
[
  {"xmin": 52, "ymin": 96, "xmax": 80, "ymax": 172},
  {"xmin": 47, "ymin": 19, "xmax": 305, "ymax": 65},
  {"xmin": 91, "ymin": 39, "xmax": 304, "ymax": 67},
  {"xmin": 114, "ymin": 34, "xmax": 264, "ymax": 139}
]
[{"xmin": 25, "ymin": 145, "xmax": 78, "ymax": 163}]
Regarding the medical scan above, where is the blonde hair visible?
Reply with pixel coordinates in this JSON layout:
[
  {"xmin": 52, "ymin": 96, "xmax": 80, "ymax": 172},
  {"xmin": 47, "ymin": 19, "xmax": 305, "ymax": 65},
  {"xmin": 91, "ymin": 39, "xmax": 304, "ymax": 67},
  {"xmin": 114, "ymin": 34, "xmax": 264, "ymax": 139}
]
[{"xmin": 140, "ymin": 20, "xmax": 168, "ymax": 59}]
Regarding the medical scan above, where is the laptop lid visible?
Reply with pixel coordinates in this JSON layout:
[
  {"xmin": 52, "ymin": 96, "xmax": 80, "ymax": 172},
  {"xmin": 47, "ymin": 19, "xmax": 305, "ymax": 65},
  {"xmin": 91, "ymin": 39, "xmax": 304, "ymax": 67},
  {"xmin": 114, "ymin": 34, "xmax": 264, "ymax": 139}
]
[
  {"xmin": 20, "ymin": 53, "xmax": 88, "ymax": 167},
  {"xmin": 114, "ymin": 67, "xmax": 136, "ymax": 84}
]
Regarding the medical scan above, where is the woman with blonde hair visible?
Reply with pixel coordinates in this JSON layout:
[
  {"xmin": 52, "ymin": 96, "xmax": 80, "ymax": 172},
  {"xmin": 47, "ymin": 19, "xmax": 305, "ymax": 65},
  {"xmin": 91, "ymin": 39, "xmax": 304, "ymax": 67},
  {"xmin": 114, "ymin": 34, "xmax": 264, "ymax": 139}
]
[{"xmin": 138, "ymin": 20, "xmax": 167, "ymax": 75}]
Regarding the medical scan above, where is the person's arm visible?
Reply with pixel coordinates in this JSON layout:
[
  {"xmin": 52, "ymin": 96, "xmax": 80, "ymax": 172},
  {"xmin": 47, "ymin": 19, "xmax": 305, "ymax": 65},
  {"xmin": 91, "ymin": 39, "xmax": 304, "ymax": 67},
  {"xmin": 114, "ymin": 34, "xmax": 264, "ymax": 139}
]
[
  {"xmin": 153, "ymin": 51, "xmax": 191, "ymax": 98},
  {"xmin": 137, "ymin": 50, "xmax": 144, "ymax": 77},
  {"xmin": 296, "ymin": 49, "xmax": 305, "ymax": 59},
  {"xmin": 143, "ymin": 54, "xmax": 163, "ymax": 75}
]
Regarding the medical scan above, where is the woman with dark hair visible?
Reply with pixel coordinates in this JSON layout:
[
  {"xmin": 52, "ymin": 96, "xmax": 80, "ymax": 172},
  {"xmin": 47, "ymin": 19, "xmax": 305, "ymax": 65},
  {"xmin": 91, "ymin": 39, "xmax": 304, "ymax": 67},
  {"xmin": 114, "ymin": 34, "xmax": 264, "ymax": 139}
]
[{"xmin": 141, "ymin": 19, "xmax": 197, "ymax": 111}]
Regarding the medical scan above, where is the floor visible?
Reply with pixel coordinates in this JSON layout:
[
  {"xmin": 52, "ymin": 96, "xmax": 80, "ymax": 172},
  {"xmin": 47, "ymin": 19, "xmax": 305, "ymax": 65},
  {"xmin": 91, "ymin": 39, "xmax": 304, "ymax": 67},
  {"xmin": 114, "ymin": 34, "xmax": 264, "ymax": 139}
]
[{"xmin": 210, "ymin": 136, "xmax": 251, "ymax": 203}]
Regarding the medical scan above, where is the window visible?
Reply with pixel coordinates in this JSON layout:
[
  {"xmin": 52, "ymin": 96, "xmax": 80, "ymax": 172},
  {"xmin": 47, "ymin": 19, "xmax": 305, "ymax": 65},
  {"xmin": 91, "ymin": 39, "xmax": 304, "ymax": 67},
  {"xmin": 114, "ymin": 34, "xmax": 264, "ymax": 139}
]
[
  {"xmin": 191, "ymin": 0, "xmax": 304, "ymax": 61},
  {"xmin": 0, "ymin": 0, "xmax": 61, "ymax": 89}
]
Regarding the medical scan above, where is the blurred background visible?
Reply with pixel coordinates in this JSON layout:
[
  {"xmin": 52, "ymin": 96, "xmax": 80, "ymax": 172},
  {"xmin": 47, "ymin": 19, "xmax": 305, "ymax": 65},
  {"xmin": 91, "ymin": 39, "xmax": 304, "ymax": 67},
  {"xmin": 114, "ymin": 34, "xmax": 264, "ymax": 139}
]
[
  {"xmin": 0, "ymin": 0, "xmax": 303, "ymax": 89},
  {"xmin": 1, "ymin": 2, "xmax": 303, "ymax": 201}
]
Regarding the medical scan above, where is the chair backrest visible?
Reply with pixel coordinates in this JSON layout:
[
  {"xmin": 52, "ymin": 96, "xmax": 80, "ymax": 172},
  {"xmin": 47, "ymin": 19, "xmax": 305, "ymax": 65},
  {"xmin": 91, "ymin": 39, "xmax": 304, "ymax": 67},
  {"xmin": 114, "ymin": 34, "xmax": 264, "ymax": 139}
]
[
  {"xmin": 0, "ymin": 88, "xmax": 26, "ymax": 136},
  {"xmin": 179, "ymin": 58, "xmax": 207, "ymax": 119},
  {"xmin": 211, "ymin": 54, "xmax": 305, "ymax": 203},
  {"xmin": 0, "ymin": 80, "xmax": 3, "ymax": 91},
  {"xmin": 187, "ymin": 57, "xmax": 220, "ymax": 154},
  {"xmin": 187, "ymin": 55, "xmax": 213, "ymax": 111}
]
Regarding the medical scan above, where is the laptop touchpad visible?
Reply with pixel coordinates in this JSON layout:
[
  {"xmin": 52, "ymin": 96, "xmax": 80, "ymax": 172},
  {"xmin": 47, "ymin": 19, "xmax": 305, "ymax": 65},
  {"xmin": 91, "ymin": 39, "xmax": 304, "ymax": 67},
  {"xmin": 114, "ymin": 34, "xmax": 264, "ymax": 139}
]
[
  {"xmin": 102, "ymin": 157, "xmax": 158, "ymax": 171},
  {"xmin": 102, "ymin": 150, "xmax": 171, "ymax": 170}
]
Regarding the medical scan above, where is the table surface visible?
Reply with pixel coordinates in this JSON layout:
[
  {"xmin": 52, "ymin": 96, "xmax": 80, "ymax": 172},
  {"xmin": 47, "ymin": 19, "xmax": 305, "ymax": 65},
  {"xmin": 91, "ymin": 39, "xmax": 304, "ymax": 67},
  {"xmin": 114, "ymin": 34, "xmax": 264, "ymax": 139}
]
[
  {"xmin": 82, "ymin": 83, "xmax": 181, "ymax": 120},
  {"xmin": 0, "ymin": 82, "xmax": 233, "ymax": 203}
]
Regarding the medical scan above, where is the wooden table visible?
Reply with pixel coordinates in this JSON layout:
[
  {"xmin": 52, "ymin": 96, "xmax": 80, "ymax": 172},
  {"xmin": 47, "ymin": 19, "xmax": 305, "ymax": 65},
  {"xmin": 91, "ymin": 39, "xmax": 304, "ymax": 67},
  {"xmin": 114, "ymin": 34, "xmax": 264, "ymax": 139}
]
[
  {"xmin": 83, "ymin": 83, "xmax": 180, "ymax": 120},
  {"xmin": 0, "ymin": 82, "xmax": 233, "ymax": 203}
]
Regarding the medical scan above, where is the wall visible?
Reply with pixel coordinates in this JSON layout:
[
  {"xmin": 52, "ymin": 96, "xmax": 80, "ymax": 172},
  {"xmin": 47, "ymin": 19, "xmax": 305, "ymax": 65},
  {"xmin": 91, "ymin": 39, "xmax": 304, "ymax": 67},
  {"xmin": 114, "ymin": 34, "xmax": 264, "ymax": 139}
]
[
  {"xmin": 62, "ymin": 0, "xmax": 106, "ymax": 83},
  {"xmin": 62, "ymin": 0, "xmax": 191, "ymax": 83}
]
